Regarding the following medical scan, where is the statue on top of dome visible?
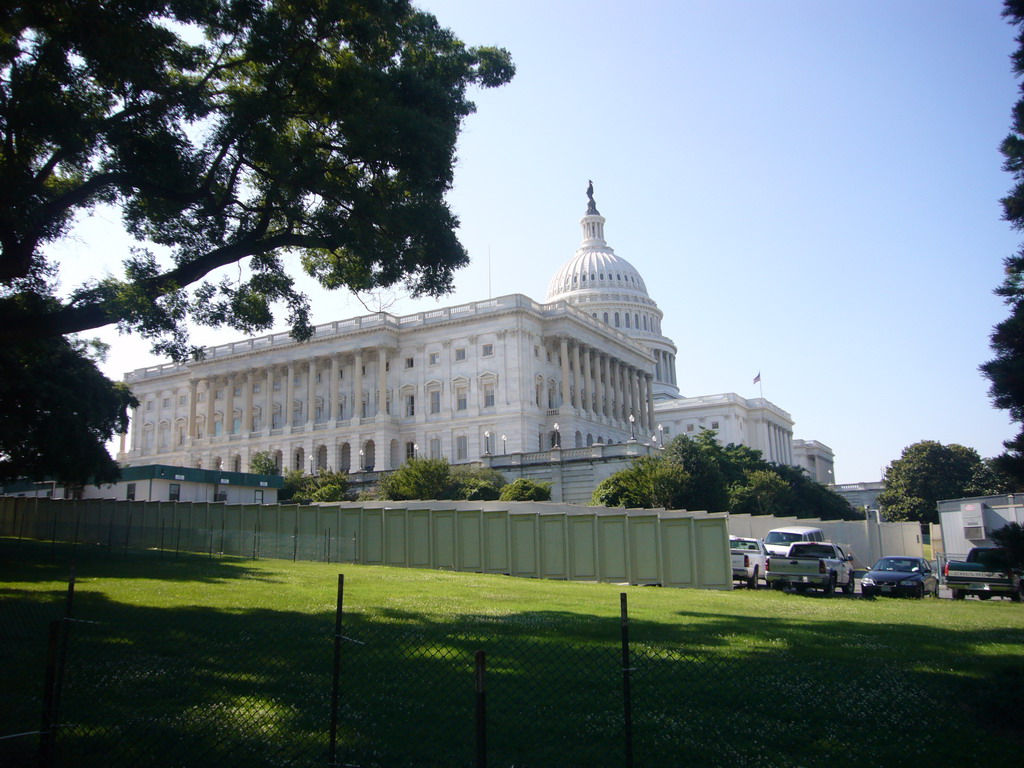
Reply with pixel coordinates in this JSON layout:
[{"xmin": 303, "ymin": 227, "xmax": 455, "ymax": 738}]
[{"xmin": 586, "ymin": 179, "xmax": 600, "ymax": 215}]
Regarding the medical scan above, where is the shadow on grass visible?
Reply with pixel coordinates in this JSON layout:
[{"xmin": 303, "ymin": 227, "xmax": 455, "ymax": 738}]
[{"xmin": 2, "ymin": 541, "xmax": 1023, "ymax": 768}]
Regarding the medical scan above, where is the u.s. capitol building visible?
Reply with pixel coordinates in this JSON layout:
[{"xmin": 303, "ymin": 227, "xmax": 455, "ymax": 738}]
[{"xmin": 119, "ymin": 188, "xmax": 834, "ymax": 494}]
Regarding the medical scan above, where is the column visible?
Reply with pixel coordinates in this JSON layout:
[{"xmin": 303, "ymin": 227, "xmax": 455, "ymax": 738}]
[
  {"xmin": 188, "ymin": 379, "xmax": 198, "ymax": 439},
  {"xmin": 637, "ymin": 373, "xmax": 648, "ymax": 433},
  {"xmin": 600, "ymin": 355, "xmax": 609, "ymax": 418},
  {"xmin": 353, "ymin": 349, "xmax": 363, "ymax": 421},
  {"xmin": 572, "ymin": 342, "xmax": 582, "ymax": 409},
  {"xmin": 377, "ymin": 346, "xmax": 388, "ymax": 416},
  {"xmin": 205, "ymin": 377, "xmax": 216, "ymax": 439},
  {"xmin": 242, "ymin": 370, "xmax": 254, "ymax": 433},
  {"xmin": 646, "ymin": 374, "xmax": 656, "ymax": 433},
  {"xmin": 224, "ymin": 375, "xmax": 235, "ymax": 435},
  {"xmin": 264, "ymin": 367, "xmax": 273, "ymax": 431},
  {"xmin": 285, "ymin": 363, "xmax": 295, "ymax": 427},
  {"xmin": 330, "ymin": 354, "xmax": 340, "ymax": 421},
  {"xmin": 559, "ymin": 337, "xmax": 570, "ymax": 409},
  {"xmin": 582, "ymin": 347, "xmax": 592, "ymax": 416},
  {"xmin": 609, "ymin": 359, "xmax": 619, "ymax": 422},
  {"xmin": 307, "ymin": 359, "xmax": 317, "ymax": 424}
]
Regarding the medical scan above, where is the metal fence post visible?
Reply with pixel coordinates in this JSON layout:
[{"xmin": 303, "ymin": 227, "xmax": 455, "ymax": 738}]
[
  {"xmin": 475, "ymin": 650, "xmax": 487, "ymax": 768},
  {"xmin": 329, "ymin": 574, "xmax": 344, "ymax": 768},
  {"xmin": 620, "ymin": 592, "xmax": 633, "ymax": 768},
  {"xmin": 38, "ymin": 620, "xmax": 60, "ymax": 768}
]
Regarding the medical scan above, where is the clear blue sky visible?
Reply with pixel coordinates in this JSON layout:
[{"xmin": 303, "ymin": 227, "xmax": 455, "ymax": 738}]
[{"xmin": 56, "ymin": 1, "xmax": 1024, "ymax": 484}]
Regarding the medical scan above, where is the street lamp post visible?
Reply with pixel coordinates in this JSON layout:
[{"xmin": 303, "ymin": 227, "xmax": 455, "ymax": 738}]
[
  {"xmin": 658, "ymin": 423, "xmax": 664, "ymax": 448},
  {"xmin": 628, "ymin": 413, "xmax": 636, "ymax": 441},
  {"xmin": 484, "ymin": 430, "xmax": 492, "ymax": 456},
  {"xmin": 358, "ymin": 449, "xmax": 364, "ymax": 472},
  {"xmin": 501, "ymin": 434, "xmax": 507, "ymax": 454},
  {"xmin": 413, "ymin": 442, "xmax": 419, "ymax": 459},
  {"xmin": 553, "ymin": 422, "xmax": 560, "ymax": 449}
]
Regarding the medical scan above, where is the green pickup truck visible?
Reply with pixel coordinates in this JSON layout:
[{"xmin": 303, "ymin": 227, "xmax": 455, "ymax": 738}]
[{"xmin": 943, "ymin": 547, "xmax": 1023, "ymax": 601}]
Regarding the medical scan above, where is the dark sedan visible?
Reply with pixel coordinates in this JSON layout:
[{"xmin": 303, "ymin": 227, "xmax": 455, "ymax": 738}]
[{"xmin": 860, "ymin": 556, "xmax": 938, "ymax": 599}]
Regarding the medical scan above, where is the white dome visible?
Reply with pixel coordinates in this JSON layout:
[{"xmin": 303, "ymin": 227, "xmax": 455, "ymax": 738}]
[{"xmin": 546, "ymin": 247, "xmax": 649, "ymax": 302}]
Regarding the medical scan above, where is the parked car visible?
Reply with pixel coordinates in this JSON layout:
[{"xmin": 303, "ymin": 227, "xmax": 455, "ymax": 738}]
[
  {"xmin": 762, "ymin": 526, "xmax": 826, "ymax": 557},
  {"xmin": 860, "ymin": 556, "xmax": 938, "ymax": 599},
  {"xmin": 765, "ymin": 541, "xmax": 856, "ymax": 595},
  {"xmin": 730, "ymin": 536, "xmax": 769, "ymax": 589},
  {"xmin": 943, "ymin": 547, "xmax": 1023, "ymax": 601}
]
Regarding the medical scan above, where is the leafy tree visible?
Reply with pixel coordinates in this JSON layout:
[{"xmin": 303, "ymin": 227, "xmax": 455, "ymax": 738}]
[
  {"xmin": 591, "ymin": 432, "xmax": 854, "ymax": 518},
  {"xmin": 499, "ymin": 478, "xmax": 552, "ymax": 502},
  {"xmin": 377, "ymin": 457, "xmax": 457, "ymax": 501},
  {"xmin": 991, "ymin": 521, "xmax": 1024, "ymax": 569},
  {"xmin": 0, "ymin": 0, "xmax": 514, "ymax": 355},
  {"xmin": 728, "ymin": 469, "xmax": 790, "ymax": 517},
  {"xmin": 280, "ymin": 468, "xmax": 350, "ymax": 503},
  {"xmin": 450, "ymin": 465, "xmax": 506, "ymax": 501},
  {"xmin": 983, "ymin": 0, "xmax": 1024, "ymax": 484},
  {"xmin": 0, "ymin": 333, "xmax": 137, "ymax": 485},
  {"xmin": 877, "ymin": 441, "xmax": 985, "ymax": 524},
  {"xmin": 248, "ymin": 451, "xmax": 278, "ymax": 476}
]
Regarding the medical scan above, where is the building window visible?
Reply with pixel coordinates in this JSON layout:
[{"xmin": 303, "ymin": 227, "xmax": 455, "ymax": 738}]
[
  {"xmin": 253, "ymin": 382, "xmax": 260, "ymax": 393},
  {"xmin": 686, "ymin": 424, "xmax": 694, "ymax": 432},
  {"xmin": 146, "ymin": 400, "xmax": 154, "ymax": 411},
  {"xmin": 625, "ymin": 314, "xmax": 630, "ymax": 328},
  {"xmin": 455, "ymin": 348, "xmax": 467, "ymax": 361},
  {"xmin": 197, "ymin": 392, "xmax": 206, "ymax": 403},
  {"xmin": 254, "ymin": 490, "xmax": 264, "ymax": 504},
  {"xmin": 316, "ymin": 372, "xmax": 322, "ymax": 383},
  {"xmin": 534, "ymin": 345, "xmax": 540, "ymax": 358},
  {"xmin": 273, "ymin": 379, "xmax": 281, "ymax": 391},
  {"xmin": 429, "ymin": 352, "xmax": 440, "ymax": 365},
  {"xmin": 456, "ymin": 435, "xmax": 467, "ymax": 460},
  {"xmin": 711, "ymin": 421, "xmax": 720, "ymax": 430},
  {"xmin": 162, "ymin": 397, "xmax": 170, "ymax": 408},
  {"xmin": 405, "ymin": 357, "xmax": 415, "ymax": 369},
  {"xmin": 430, "ymin": 390, "xmax": 441, "ymax": 414},
  {"xmin": 169, "ymin": 483, "xmax": 181, "ymax": 502},
  {"xmin": 215, "ymin": 389, "xmax": 223, "ymax": 400},
  {"xmin": 482, "ymin": 343, "xmax": 493, "ymax": 357},
  {"xmin": 126, "ymin": 483, "xmax": 136, "ymax": 501},
  {"xmin": 456, "ymin": 387, "xmax": 468, "ymax": 411},
  {"xmin": 483, "ymin": 383, "xmax": 495, "ymax": 408},
  {"xmin": 614, "ymin": 313, "xmax": 620, "ymax": 327},
  {"xmin": 178, "ymin": 395, "xmax": 186, "ymax": 406},
  {"xmin": 406, "ymin": 441, "xmax": 416, "ymax": 460},
  {"xmin": 430, "ymin": 437, "xmax": 441, "ymax": 459},
  {"xmin": 233, "ymin": 386, "xmax": 241, "ymax": 397},
  {"xmin": 406, "ymin": 394, "xmax": 415, "ymax": 417}
]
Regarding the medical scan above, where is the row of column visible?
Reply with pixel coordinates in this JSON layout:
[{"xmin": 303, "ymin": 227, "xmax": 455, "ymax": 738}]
[
  {"xmin": 764, "ymin": 421, "xmax": 793, "ymax": 465},
  {"xmin": 654, "ymin": 349, "xmax": 677, "ymax": 387},
  {"xmin": 555, "ymin": 337, "xmax": 656, "ymax": 434},
  {"xmin": 185, "ymin": 347, "xmax": 392, "ymax": 440}
]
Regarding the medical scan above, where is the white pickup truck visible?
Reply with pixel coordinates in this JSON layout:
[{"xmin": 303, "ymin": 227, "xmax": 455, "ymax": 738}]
[
  {"xmin": 765, "ymin": 541, "xmax": 856, "ymax": 595},
  {"xmin": 730, "ymin": 536, "xmax": 769, "ymax": 589}
]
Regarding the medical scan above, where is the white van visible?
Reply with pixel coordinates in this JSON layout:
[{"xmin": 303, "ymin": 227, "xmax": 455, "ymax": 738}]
[{"xmin": 763, "ymin": 525, "xmax": 826, "ymax": 557}]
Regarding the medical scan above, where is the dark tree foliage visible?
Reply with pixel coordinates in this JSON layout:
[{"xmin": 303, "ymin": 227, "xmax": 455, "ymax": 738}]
[
  {"xmin": 0, "ymin": 0, "xmax": 514, "ymax": 358},
  {"xmin": 983, "ymin": 0, "xmax": 1024, "ymax": 483},
  {"xmin": 876, "ymin": 441, "xmax": 985, "ymax": 524},
  {"xmin": 990, "ymin": 521, "xmax": 1024, "ymax": 569},
  {"xmin": 0, "ymin": 334, "xmax": 137, "ymax": 484}
]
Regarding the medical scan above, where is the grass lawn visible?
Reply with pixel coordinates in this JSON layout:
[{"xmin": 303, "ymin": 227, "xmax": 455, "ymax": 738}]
[{"xmin": 2, "ymin": 537, "xmax": 1023, "ymax": 767}]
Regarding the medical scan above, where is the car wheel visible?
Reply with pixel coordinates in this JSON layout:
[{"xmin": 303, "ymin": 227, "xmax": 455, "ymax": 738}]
[
  {"xmin": 771, "ymin": 580, "xmax": 784, "ymax": 591},
  {"xmin": 795, "ymin": 584, "xmax": 808, "ymax": 594},
  {"xmin": 914, "ymin": 583, "xmax": 924, "ymax": 599},
  {"xmin": 823, "ymin": 573, "xmax": 836, "ymax": 596},
  {"xmin": 747, "ymin": 567, "xmax": 757, "ymax": 590},
  {"xmin": 952, "ymin": 588, "xmax": 965, "ymax": 600},
  {"xmin": 1012, "ymin": 587, "xmax": 1022, "ymax": 603},
  {"xmin": 979, "ymin": 594, "xmax": 992, "ymax": 600},
  {"xmin": 842, "ymin": 574, "xmax": 855, "ymax": 595}
]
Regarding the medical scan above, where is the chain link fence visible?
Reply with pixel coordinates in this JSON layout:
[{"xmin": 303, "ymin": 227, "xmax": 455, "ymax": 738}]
[{"xmin": 2, "ymin": 547, "xmax": 1023, "ymax": 767}]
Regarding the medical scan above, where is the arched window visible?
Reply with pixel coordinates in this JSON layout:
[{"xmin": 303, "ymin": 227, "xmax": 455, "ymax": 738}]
[
  {"xmin": 614, "ymin": 312, "xmax": 620, "ymax": 327},
  {"xmin": 625, "ymin": 314, "xmax": 631, "ymax": 328}
]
